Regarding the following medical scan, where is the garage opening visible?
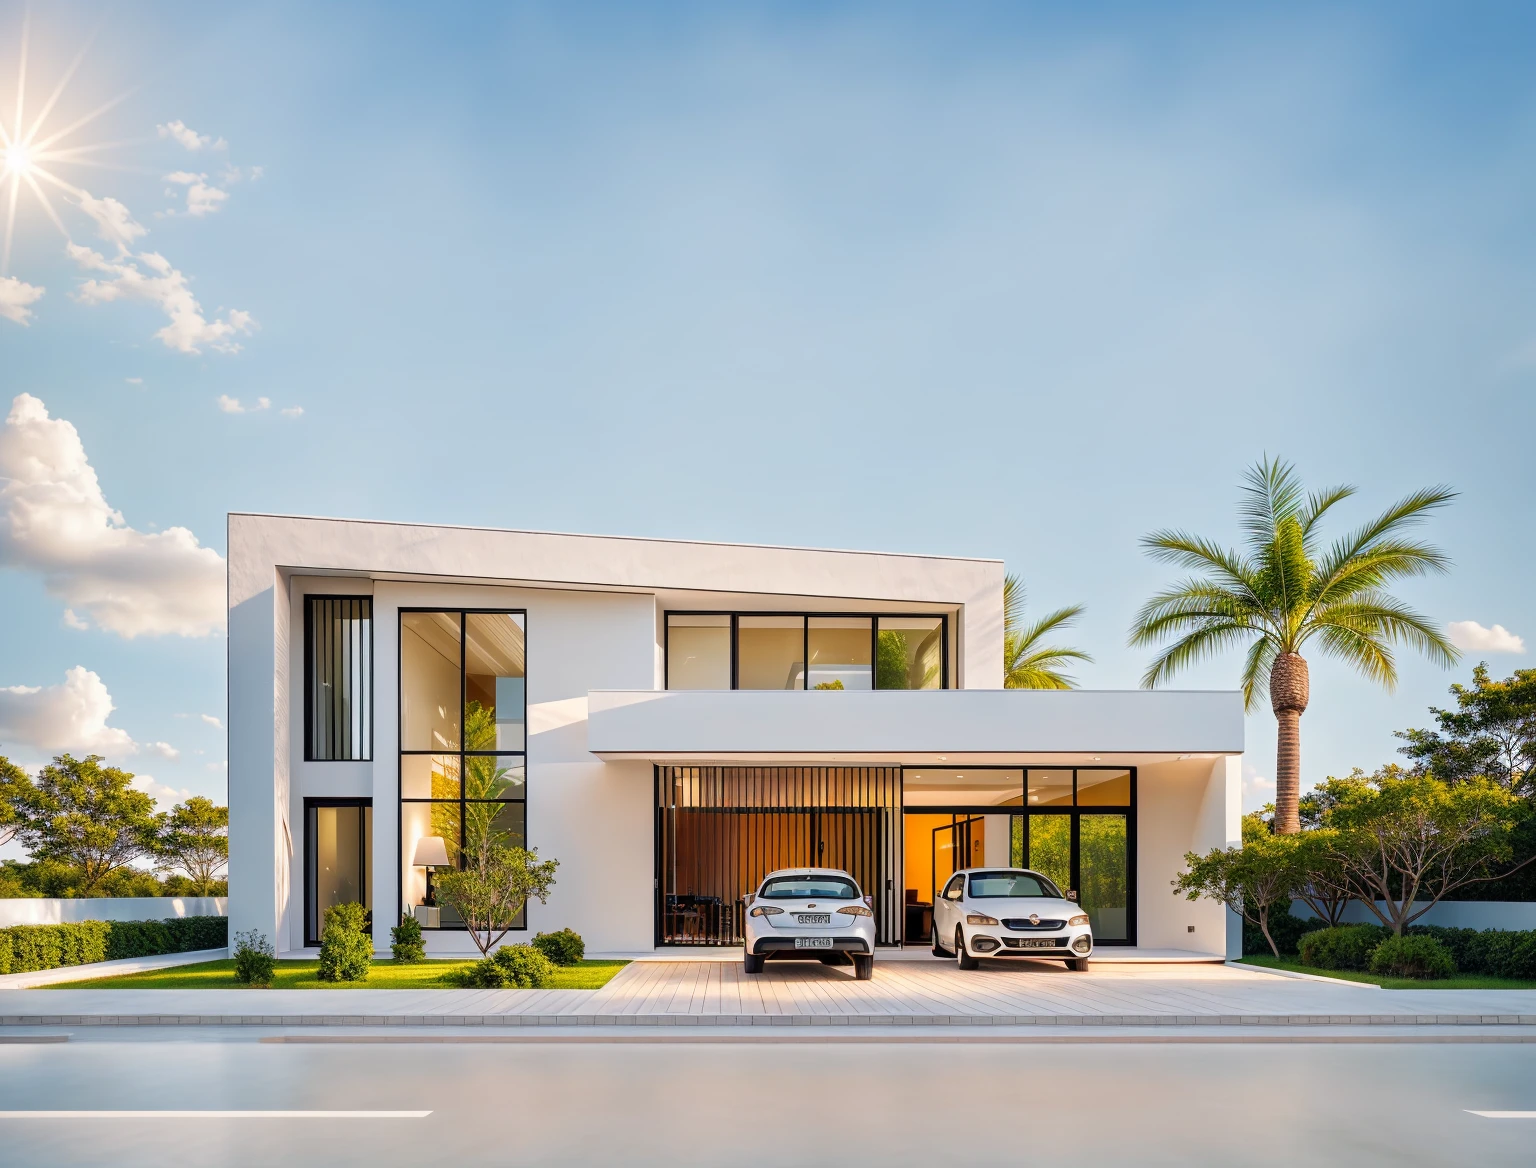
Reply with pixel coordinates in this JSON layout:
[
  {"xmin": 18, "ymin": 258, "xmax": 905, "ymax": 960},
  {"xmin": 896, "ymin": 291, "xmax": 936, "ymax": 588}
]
[{"xmin": 655, "ymin": 767, "xmax": 901, "ymax": 946}]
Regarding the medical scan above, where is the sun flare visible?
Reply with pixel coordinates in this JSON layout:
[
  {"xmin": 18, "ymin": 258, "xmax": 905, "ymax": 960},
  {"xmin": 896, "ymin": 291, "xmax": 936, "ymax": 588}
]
[{"xmin": 1, "ymin": 14, "xmax": 132, "ymax": 274}]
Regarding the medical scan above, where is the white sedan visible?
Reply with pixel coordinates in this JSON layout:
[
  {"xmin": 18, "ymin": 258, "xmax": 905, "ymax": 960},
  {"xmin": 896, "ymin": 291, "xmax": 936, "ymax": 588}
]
[
  {"xmin": 743, "ymin": 868, "xmax": 877, "ymax": 979},
  {"xmin": 932, "ymin": 868, "xmax": 1094, "ymax": 971}
]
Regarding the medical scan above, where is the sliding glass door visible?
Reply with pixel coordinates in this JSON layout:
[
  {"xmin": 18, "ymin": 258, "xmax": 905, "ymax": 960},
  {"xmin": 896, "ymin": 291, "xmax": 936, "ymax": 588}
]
[{"xmin": 304, "ymin": 799, "xmax": 372, "ymax": 946}]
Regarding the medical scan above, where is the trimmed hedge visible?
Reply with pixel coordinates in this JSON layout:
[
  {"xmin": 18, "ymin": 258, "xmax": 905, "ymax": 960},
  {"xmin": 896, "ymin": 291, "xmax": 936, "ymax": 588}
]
[
  {"xmin": 1408, "ymin": 925, "xmax": 1536, "ymax": 980},
  {"xmin": 450, "ymin": 944, "xmax": 556, "ymax": 989},
  {"xmin": 0, "ymin": 916, "xmax": 228, "ymax": 975},
  {"xmin": 1298, "ymin": 924, "xmax": 1393, "ymax": 971},
  {"xmin": 1369, "ymin": 934, "xmax": 1456, "ymax": 980},
  {"xmin": 533, "ymin": 928, "xmax": 585, "ymax": 967}
]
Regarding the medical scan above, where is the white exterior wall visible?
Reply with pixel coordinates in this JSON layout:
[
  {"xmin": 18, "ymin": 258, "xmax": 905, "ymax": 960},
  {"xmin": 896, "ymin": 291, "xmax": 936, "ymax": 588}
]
[
  {"xmin": 1133, "ymin": 757, "xmax": 1241, "ymax": 957},
  {"xmin": 0, "ymin": 897, "xmax": 227, "ymax": 926}
]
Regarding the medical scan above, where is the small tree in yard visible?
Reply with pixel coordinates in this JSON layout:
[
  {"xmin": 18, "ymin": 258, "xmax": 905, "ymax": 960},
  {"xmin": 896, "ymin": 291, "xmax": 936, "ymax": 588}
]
[
  {"xmin": 12, "ymin": 754, "xmax": 162, "ymax": 896},
  {"xmin": 435, "ymin": 841, "xmax": 559, "ymax": 958},
  {"xmin": 1307, "ymin": 766, "xmax": 1532, "ymax": 934},
  {"xmin": 157, "ymin": 796, "xmax": 228, "ymax": 896},
  {"xmin": 1174, "ymin": 814, "xmax": 1302, "ymax": 957}
]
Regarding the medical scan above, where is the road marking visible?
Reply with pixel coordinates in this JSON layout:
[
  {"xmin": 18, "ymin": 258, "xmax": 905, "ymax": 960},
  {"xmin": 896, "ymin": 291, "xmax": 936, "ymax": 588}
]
[
  {"xmin": 1466, "ymin": 1111, "xmax": 1536, "ymax": 1119},
  {"xmin": 0, "ymin": 1111, "xmax": 431, "ymax": 1119}
]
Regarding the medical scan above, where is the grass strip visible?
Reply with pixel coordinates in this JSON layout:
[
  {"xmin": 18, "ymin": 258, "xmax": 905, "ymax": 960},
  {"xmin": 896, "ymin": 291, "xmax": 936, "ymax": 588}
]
[
  {"xmin": 42, "ymin": 958, "xmax": 628, "ymax": 991},
  {"xmin": 1237, "ymin": 955, "xmax": 1536, "ymax": 990}
]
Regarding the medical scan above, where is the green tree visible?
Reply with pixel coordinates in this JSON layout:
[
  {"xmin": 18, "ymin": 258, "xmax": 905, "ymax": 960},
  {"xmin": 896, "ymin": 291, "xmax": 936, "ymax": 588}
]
[
  {"xmin": 1396, "ymin": 664, "xmax": 1536, "ymax": 796},
  {"xmin": 12, "ymin": 754, "xmax": 162, "ymax": 895},
  {"xmin": 1306, "ymin": 766, "xmax": 1532, "ymax": 933},
  {"xmin": 1173, "ymin": 814, "xmax": 1303, "ymax": 956},
  {"xmin": 434, "ymin": 843, "xmax": 559, "ymax": 957},
  {"xmin": 1002, "ymin": 574, "xmax": 1092, "ymax": 690},
  {"xmin": 1129, "ymin": 457, "xmax": 1458, "ymax": 833},
  {"xmin": 157, "ymin": 797, "xmax": 229, "ymax": 896},
  {"xmin": 0, "ymin": 754, "xmax": 34, "ymax": 849}
]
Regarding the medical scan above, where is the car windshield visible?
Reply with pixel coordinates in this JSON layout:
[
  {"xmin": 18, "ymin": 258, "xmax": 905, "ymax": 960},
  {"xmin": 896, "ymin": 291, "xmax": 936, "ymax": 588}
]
[
  {"xmin": 758, "ymin": 875, "xmax": 860, "ymax": 900},
  {"xmin": 967, "ymin": 872, "xmax": 1060, "ymax": 899}
]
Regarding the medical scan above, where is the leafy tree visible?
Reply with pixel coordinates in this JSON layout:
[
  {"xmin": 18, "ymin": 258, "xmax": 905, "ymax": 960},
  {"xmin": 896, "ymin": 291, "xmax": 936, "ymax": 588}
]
[
  {"xmin": 1174, "ymin": 814, "xmax": 1302, "ymax": 956},
  {"xmin": 11, "ymin": 754, "xmax": 162, "ymax": 896},
  {"xmin": 1306, "ymin": 766, "xmax": 1532, "ymax": 933},
  {"xmin": 1002, "ymin": 574, "xmax": 1092, "ymax": 690},
  {"xmin": 1396, "ymin": 664, "xmax": 1536, "ymax": 796},
  {"xmin": 157, "ymin": 796, "xmax": 228, "ymax": 896},
  {"xmin": 1129, "ymin": 457, "xmax": 1458, "ymax": 833},
  {"xmin": 0, "ymin": 755, "xmax": 33, "ymax": 848},
  {"xmin": 434, "ymin": 843, "xmax": 559, "ymax": 957}
]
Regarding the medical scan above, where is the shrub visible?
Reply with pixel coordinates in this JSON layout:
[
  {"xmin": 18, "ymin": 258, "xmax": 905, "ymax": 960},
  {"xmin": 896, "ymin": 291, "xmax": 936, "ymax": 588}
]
[
  {"xmin": 532, "ymin": 928, "xmax": 584, "ymax": 966},
  {"xmin": 1243, "ymin": 909, "xmax": 1327, "ymax": 957},
  {"xmin": 391, "ymin": 914, "xmax": 426, "ymax": 963},
  {"xmin": 1298, "ymin": 924, "xmax": 1391, "ymax": 971},
  {"xmin": 317, "ymin": 902, "xmax": 372, "ymax": 983},
  {"xmin": 0, "ymin": 921, "xmax": 111, "ymax": 973},
  {"xmin": 233, "ymin": 929, "xmax": 275, "ymax": 987},
  {"xmin": 449, "ymin": 943, "xmax": 556, "ymax": 989},
  {"xmin": 162, "ymin": 915, "xmax": 228, "ymax": 952},
  {"xmin": 105, "ymin": 920, "xmax": 172, "ymax": 960},
  {"xmin": 1369, "ymin": 934, "xmax": 1457, "ymax": 980}
]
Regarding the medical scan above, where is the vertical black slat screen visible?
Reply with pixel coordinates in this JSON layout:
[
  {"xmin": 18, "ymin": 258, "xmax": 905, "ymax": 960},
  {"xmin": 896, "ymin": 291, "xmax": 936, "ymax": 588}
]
[
  {"xmin": 655, "ymin": 765, "xmax": 900, "ymax": 946},
  {"xmin": 306, "ymin": 597, "xmax": 372, "ymax": 761}
]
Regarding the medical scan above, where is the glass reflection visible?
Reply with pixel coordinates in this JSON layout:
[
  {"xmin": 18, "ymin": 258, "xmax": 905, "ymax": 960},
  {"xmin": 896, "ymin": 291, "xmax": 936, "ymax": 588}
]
[
  {"xmin": 401, "ymin": 612, "xmax": 461, "ymax": 751},
  {"xmin": 1026, "ymin": 769, "xmax": 1074, "ymax": 806},
  {"xmin": 737, "ymin": 616, "xmax": 805, "ymax": 689},
  {"xmin": 807, "ymin": 617, "xmax": 872, "ymax": 690},
  {"xmin": 875, "ymin": 617, "xmax": 943, "ymax": 689},
  {"xmin": 667, "ymin": 615, "xmax": 731, "ymax": 689},
  {"xmin": 465, "ymin": 613, "xmax": 526, "ymax": 751},
  {"xmin": 1076, "ymin": 768, "xmax": 1132, "ymax": 806}
]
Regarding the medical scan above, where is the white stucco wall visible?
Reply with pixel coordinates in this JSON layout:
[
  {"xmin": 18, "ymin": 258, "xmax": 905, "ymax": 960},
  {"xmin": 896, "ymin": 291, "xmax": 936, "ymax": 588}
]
[{"xmin": 1133, "ymin": 757, "xmax": 1239, "ymax": 956}]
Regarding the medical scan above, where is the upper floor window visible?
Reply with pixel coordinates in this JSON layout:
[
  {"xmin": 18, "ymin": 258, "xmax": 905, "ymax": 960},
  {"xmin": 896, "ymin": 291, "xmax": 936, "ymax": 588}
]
[
  {"xmin": 305, "ymin": 596, "xmax": 372, "ymax": 761},
  {"xmin": 665, "ymin": 612, "xmax": 949, "ymax": 690}
]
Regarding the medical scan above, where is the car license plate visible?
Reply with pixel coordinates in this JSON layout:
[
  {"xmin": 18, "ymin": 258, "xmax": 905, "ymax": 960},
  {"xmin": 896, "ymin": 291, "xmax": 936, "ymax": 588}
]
[
  {"xmin": 1018, "ymin": 939, "xmax": 1057, "ymax": 949},
  {"xmin": 794, "ymin": 937, "xmax": 834, "ymax": 949},
  {"xmin": 796, "ymin": 914, "xmax": 831, "ymax": 925}
]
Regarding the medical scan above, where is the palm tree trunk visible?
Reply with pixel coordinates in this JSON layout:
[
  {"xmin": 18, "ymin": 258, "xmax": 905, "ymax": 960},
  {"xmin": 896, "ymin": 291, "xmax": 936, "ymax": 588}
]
[{"xmin": 1270, "ymin": 652, "xmax": 1310, "ymax": 834}]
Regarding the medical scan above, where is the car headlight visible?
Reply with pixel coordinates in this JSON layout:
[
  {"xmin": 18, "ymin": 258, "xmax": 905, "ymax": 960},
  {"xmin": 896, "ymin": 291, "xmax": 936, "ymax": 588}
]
[
  {"xmin": 965, "ymin": 913, "xmax": 1000, "ymax": 926},
  {"xmin": 837, "ymin": 905, "xmax": 873, "ymax": 917},
  {"xmin": 1068, "ymin": 914, "xmax": 1089, "ymax": 927},
  {"xmin": 749, "ymin": 906, "xmax": 783, "ymax": 917}
]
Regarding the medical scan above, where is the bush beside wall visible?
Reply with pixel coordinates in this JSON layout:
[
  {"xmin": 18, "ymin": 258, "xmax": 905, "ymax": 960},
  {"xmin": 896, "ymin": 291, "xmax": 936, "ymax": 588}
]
[
  {"xmin": 0, "ymin": 916, "xmax": 228, "ymax": 975},
  {"xmin": 1242, "ymin": 909, "xmax": 1327, "ymax": 957}
]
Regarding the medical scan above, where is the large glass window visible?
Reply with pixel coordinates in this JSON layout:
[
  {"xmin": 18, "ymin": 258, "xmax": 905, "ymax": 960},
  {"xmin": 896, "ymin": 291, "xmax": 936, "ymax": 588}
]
[
  {"xmin": 666, "ymin": 614, "xmax": 731, "ymax": 689},
  {"xmin": 400, "ymin": 610, "xmax": 527, "ymax": 930},
  {"xmin": 305, "ymin": 597, "xmax": 372, "ymax": 761},
  {"xmin": 664, "ymin": 612, "xmax": 950, "ymax": 690},
  {"xmin": 903, "ymin": 769, "xmax": 1022, "ymax": 807},
  {"xmin": 305, "ymin": 799, "xmax": 372, "ymax": 945}
]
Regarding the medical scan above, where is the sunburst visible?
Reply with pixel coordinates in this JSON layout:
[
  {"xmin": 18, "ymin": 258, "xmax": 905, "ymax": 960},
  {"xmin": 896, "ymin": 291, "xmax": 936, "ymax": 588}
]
[{"xmin": 1, "ymin": 10, "xmax": 136, "ymax": 274}]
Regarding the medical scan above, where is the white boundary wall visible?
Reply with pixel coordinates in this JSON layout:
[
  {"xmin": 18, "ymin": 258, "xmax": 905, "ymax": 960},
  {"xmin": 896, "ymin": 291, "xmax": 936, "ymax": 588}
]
[
  {"xmin": 1295, "ymin": 899, "xmax": 1536, "ymax": 932},
  {"xmin": 0, "ymin": 897, "xmax": 227, "ymax": 926}
]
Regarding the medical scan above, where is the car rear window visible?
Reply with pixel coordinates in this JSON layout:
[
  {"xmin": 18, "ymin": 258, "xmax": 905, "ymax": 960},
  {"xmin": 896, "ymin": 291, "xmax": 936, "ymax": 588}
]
[
  {"xmin": 758, "ymin": 875, "xmax": 860, "ymax": 900},
  {"xmin": 968, "ymin": 872, "xmax": 1059, "ymax": 899}
]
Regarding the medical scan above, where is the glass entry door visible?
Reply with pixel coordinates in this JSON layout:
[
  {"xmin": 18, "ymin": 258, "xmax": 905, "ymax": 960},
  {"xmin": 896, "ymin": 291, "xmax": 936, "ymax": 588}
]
[
  {"xmin": 1016, "ymin": 811, "xmax": 1132, "ymax": 944},
  {"xmin": 305, "ymin": 799, "xmax": 373, "ymax": 946}
]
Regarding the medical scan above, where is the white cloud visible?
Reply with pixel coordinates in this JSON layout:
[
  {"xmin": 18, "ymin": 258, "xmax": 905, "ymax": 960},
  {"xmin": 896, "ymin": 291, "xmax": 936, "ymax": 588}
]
[
  {"xmin": 125, "ymin": 377, "xmax": 143, "ymax": 386},
  {"xmin": 67, "ymin": 242, "xmax": 255, "ymax": 355},
  {"xmin": 163, "ymin": 171, "xmax": 230, "ymax": 218},
  {"xmin": 0, "ymin": 666, "xmax": 136, "ymax": 755},
  {"xmin": 217, "ymin": 395, "xmax": 270, "ymax": 414},
  {"xmin": 0, "ymin": 394, "xmax": 225, "ymax": 638},
  {"xmin": 1447, "ymin": 620, "xmax": 1526, "ymax": 654},
  {"xmin": 1242, "ymin": 762, "xmax": 1275, "ymax": 813},
  {"xmin": 75, "ymin": 192, "xmax": 148, "ymax": 252},
  {"xmin": 158, "ymin": 120, "xmax": 225, "ymax": 153},
  {"xmin": 200, "ymin": 714, "xmax": 222, "ymax": 728},
  {"xmin": 146, "ymin": 741, "xmax": 181, "ymax": 761},
  {"xmin": 280, "ymin": 406, "xmax": 304, "ymax": 418},
  {"xmin": 61, "ymin": 608, "xmax": 88, "ymax": 630},
  {"xmin": 0, "ymin": 276, "xmax": 45, "ymax": 326},
  {"xmin": 131, "ymin": 773, "xmax": 192, "ymax": 811}
]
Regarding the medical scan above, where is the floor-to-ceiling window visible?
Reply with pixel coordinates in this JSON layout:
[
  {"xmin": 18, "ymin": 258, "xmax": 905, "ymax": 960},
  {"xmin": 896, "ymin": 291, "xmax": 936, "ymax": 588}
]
[
  {"xmin": 399, "ymin": 610, "xmax": 527, "ymax": 930},
  {"xmin": 902, "ymin": 767, "xmax": 1136, "ymax": 946},
  {"xmin": 304, "ymin": 799, "xmax": 372, "ymax": 946},
  {"xmin": 664, "ymin": 612, "xmax": 950, "ymax": 690}
]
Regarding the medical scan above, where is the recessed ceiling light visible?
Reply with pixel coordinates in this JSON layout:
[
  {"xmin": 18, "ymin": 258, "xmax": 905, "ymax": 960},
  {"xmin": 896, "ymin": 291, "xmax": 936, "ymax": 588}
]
[
  {"xmin": 937, "ymin": 756, "xmax": 947, "ymax": 761},
  {"xmin": 1092, "ymin": 756, "xmax": 1101, "ymax": 761}
]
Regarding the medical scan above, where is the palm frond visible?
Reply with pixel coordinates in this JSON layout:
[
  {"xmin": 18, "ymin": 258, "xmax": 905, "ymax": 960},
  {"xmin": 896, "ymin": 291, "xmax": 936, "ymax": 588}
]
[
  {"xmin": 1138, "ymin": 531, "xmax": 1259, "ymax": 597},
  {"xmin": 1238, "ymin": 635, "xmax": 1281, "ymax": 713},
  {"xmin": 1002, "ymin": 588, "xmax": 1092, "ymax": 689},
  {"xmin": 1311, "ymin": 486, "xmax": 1456, "ymax": 593},
  {"xmin": 1311, "ymin": 623, "xmax": 1398, "ymax": 688},
  {"xmin": 1239, "ymin": 456, "xmax": 1305, "ymax": 548},
  {"xmin": 1003, "ymin": 573, "xmax": 1024, "ymax": 637},
  {"xmin": 1309, "ymin": 594, "xmax": 1461, "ymax": 669},
  {"xmin": 1130, "ymin": 582, "xmax": 1264, "ymax": 646},
  {"xmin": 1140, "ymin": 622, "xmax": 1265, "ymax": 690},
  {"xmin": 1299, "ymin": 484, "xmax": 1356, "ymax": 548},
  {"xmin": 1310, "ymin": 540, "xmax": 1455, "ymax": 606}
]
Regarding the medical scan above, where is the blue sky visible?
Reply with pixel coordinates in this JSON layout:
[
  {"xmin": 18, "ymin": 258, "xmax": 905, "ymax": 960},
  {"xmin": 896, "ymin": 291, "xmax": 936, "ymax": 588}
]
[{"xmin": 1, "ymin": 1, "xmax": 1532, "ymax": 825}]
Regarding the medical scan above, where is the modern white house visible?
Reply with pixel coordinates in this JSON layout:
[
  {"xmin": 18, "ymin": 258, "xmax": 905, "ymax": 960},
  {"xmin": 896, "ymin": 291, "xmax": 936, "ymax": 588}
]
[{"xmin": 227, "ymin": 514, "xmax": 1244, "ymax": 959}]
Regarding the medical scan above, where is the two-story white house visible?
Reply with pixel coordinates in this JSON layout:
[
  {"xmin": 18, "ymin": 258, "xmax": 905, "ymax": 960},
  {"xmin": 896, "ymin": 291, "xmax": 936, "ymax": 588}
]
[{"xmin": 227, "ymin": 514, "xmax": 1243, "ymax": 959}]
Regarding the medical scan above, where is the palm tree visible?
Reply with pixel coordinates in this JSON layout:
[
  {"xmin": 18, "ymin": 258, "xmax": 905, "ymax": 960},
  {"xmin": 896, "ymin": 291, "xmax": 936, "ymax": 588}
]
[
  {"xmin": 1129, "ymin": 457, "xmax": 1459, "ymax": 833},
  {"xmin": 1003, "ymin": 573, "xmax": 1092, "ymax": 689}
]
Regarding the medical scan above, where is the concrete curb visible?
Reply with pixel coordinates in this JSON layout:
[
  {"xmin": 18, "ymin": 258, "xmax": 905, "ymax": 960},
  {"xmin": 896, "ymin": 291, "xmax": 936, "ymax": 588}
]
[
  {"xmin": 5, "ymin": 1011, "xmax": 1536, "ymax": 1029},
  {"xmin": 0, "ymin": 950, "xmax": 231, "ymax": 990},
  {"xmin": 1226, "ymin": 961, "xmax": 1383, "ymax": 988}
]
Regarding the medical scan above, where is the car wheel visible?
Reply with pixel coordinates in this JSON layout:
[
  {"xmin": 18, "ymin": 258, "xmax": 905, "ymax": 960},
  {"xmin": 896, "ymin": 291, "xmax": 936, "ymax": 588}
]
[
  {"xmin": 956, "ymin": 927, "xmax": 980, "ymax": 970},
  {"xmin": 852, "ymin": 954, "xmax": 874, "ymax": 980},
  {"xmin": 932, "ymin": 925, "xmax": 948, "ymax": 957},
  {"xmin": 1065, "ymin": 957, "xmax": 1089, "ymax": 972},
  {"xmin": 744, "ymin": 953, "xmax": 765, "ymax": 974}
]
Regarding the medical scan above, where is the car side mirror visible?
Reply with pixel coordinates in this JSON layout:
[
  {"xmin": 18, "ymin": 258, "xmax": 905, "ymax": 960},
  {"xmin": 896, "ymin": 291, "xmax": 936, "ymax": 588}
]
[
  {"xmin": 947, "ymin": 889, "xmax": 962, "ymax": 901},
  {"xmin": 863, "ymin": 895, "xmax": 873, "ymax": 908},
  {"xmin": 745, "ymin": 893, "xmax": 754, "ymax": 905},
  {"xmin": 1066, "ymin": 890, "xmax": 1078, "ymax": 901}
]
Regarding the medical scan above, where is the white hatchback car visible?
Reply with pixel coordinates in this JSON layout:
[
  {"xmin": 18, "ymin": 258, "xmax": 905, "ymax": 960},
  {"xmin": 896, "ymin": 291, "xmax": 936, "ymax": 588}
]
[
  {"xmin": 932, "ymin": 868, "xmax": 1094, "ymax": 971},
  {"xmin": 743, "ymin": 868, "xmax": 877, "ymax": 979}
]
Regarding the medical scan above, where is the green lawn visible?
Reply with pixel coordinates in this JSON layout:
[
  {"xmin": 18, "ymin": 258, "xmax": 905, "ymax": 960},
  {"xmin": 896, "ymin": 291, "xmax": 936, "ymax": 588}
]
[
  {"xmin": 43, "ymin": 958, "xmax": 629, "ymax": 991},
  {"xmin": 1237, "ymin": 955, "xmax": 1536, "ymax": 990}
]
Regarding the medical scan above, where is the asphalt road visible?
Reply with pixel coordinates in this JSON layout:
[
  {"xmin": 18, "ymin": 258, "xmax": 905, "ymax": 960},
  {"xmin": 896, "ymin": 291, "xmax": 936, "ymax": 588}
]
[{"xmin": 1, "ymin": 1032, "xmax": 1533, "ymax": 1166}]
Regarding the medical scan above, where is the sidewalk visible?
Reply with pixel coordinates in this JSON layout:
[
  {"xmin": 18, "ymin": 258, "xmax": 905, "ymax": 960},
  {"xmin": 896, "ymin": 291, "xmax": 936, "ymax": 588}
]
[{"xmin": 4, "ymin": 958, "xmax": 1536, "ymax": 1030}]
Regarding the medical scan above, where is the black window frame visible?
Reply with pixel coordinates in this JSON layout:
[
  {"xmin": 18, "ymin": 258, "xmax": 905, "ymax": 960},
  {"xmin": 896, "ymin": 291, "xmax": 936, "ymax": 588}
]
[
  {"xmin": 303, "ymin": 595, "xmax": 374, "ymax": 762},
  {"xmin": 664, "ymin": 611, "xmax": 952, "ymax": 691},
  {"xmin": 397, "ymin": 607, "xmax": 529, "ymax": 932}
]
